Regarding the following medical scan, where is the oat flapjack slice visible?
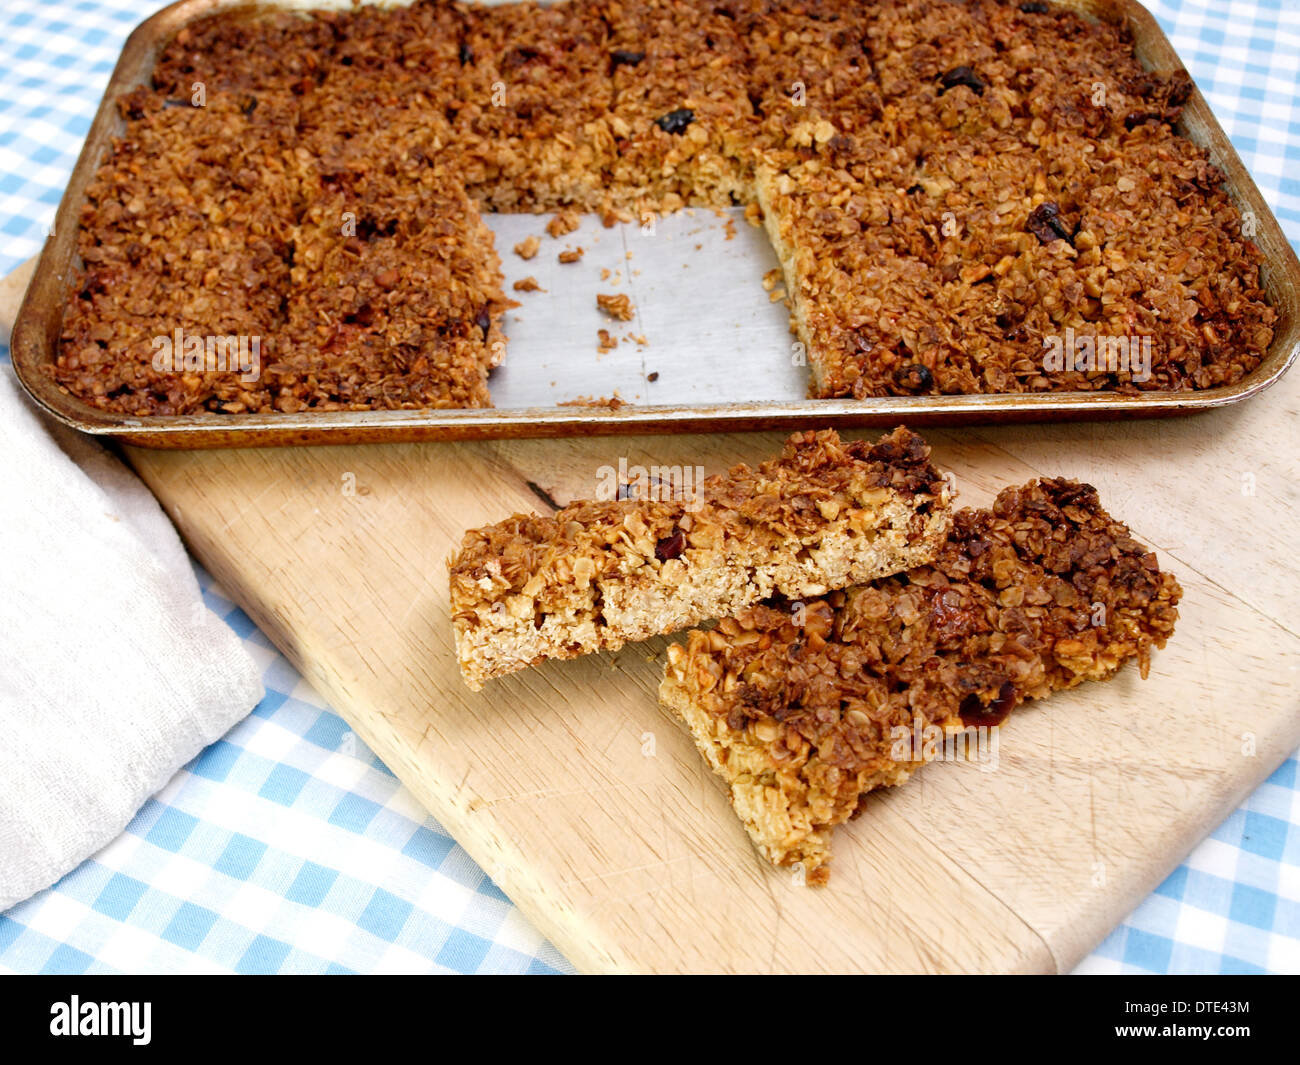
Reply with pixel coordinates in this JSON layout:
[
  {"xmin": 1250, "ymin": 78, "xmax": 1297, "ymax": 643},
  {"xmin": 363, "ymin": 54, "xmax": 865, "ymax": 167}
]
[
  {"xmin": 448, "ymin": 427, "xmax": 953, "ymax": 690},
  {"xmin": 604, "ymin": 0, "xmax": 756, "ymax": 209},
  {"xmin": 53, "ymin": 88, "xmax": 302, "ymax": 416},
  {"xmin": 659, "ymin": 479, "xmax": 1182, "ymax": 883},
  {"xmin": 455, "ymin": 0, "xmax": 618, "ymax": 211},
  {"xmin": 278, "ymin": 122, "xmax": 513, "ymax": 412}
]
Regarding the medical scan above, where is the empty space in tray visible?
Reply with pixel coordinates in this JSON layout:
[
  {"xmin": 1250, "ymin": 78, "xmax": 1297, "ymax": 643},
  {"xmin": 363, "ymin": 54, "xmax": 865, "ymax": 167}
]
[{"xmin": 485, "ymin": 207, "xmax": 802, "ymax": 408}]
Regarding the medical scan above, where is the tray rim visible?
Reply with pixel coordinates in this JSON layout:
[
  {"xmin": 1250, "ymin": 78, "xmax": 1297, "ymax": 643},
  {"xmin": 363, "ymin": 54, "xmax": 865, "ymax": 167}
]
[{"xmin": 11, "ymin": 0, "xmax": 1300, "ymax": 448}]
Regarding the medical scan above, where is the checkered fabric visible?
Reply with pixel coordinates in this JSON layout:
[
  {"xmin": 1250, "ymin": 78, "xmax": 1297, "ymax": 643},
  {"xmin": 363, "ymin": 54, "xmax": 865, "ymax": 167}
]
[{"xmin": 0, "ymin": 0, "xmax": 1297, "ymax": 974}]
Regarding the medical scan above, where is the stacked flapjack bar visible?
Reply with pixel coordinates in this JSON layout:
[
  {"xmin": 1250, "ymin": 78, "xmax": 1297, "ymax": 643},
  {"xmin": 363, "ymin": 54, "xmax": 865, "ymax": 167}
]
[
  {"xmin": 658, "ymin": 478, "xmax": 1182, "ymax": 882},
  {"xmin": 448, "ymin": 427, "xmax": 952, "ymax": 690}
]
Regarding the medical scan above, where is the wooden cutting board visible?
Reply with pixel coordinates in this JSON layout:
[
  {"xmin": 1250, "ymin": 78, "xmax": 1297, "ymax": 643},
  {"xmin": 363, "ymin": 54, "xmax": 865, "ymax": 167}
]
[{"xmin": 4, "ymin": 263, "xmax": 1299, "ymax": 973}]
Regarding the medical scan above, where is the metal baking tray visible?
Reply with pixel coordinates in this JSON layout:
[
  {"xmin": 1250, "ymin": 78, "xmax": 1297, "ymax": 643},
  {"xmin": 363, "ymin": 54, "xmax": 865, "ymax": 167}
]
[{"xmin": 10, "ymin": 0, "xmax": 1300, "ymax": 448}]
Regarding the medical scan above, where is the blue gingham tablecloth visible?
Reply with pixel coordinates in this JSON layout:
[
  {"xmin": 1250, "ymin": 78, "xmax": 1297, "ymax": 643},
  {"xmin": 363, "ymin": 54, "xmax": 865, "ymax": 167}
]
[{"xmin": 1, "ymin": 0, "xmax": 1297, "ymax": 976}]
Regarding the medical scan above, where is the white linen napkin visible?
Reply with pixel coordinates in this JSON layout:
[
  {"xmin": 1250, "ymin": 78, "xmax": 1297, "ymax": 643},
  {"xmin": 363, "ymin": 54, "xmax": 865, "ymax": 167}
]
[{"xmin": 0, "ymin": 367, "xmax": 264, "ymax": 910}]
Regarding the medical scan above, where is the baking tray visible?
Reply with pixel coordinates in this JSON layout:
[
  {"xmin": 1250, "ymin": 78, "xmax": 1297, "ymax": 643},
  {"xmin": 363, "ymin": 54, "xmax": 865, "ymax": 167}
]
[{"xmin": 10, "ymin": 0, "xmax": 1300, "ymax": 448}]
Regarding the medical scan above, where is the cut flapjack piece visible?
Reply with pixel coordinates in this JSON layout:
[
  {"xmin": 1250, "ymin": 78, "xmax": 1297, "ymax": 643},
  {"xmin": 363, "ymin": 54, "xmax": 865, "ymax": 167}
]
[
  {"xmin": 604, "ymin": 0, "xmax": 756, "ymax": 209},
  {"xmin": 455, "ymin": 0, "xmax": 617, "ymax": 211},
  {"xmin": 659, "ymin": 478, "xmax": 1182, "ymax": 883},
  {"xmin": 448, "ymin": 427, "xmax": 953, "ymax": 690},
  {"xmin": 276, "ymin": 122, "xmax": 513, "ymax": 412},
  {"xmin": 53, "ymin": 88, "xmax": 301, "ymax": 416}
]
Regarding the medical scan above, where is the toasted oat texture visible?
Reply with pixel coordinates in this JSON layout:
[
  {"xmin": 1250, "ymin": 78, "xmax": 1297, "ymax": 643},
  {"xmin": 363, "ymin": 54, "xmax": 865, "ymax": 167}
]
[
  {"xmin": 659, "ymin": 479, "xmax": 1182, "ymax": 883},
  {"xmin": 556, "ymin": 393, "xmax": 628, "ymax": 408},
  {"xmin": 449, "ymin": 427, "xmax": 952, "ymax": 690},
  {"xmin": 546, "ymin": 210, "xmax": 583, "ymax": 239},
  {"xmin": 596, "ymin": 293, "xmax": 635, "ymax": 321},
  {"xmin": 55, "ymin": 90, "xmax": 300, "ymax": 415},
  {"xmin": 56, "ymin": 0, "xmax": 1274, "ymax": 414},
  {"xmin": 280, "ymin": 123, "xmax": 512, "ymax": 411}
]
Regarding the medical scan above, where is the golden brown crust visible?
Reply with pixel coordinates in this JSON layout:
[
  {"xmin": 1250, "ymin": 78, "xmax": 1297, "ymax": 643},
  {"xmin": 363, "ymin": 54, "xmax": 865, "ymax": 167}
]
[
  {"xmin": 448, "ymin": 427, "xmax": 952, "ymax": 689},
  {"xmin": 58, "ymin": 0, "xmax": 1274, "ymax": 414},
  {"xmin": 660, "ymin": 477, "xmax": 1183, "ymax": 881},
  {"xmin": 54, "ymin": 90, "xmax": 301, "ymax": 415},
  {"xmin": 754, "ymin": 0, "xmax": 1273, "ymax": 396}
]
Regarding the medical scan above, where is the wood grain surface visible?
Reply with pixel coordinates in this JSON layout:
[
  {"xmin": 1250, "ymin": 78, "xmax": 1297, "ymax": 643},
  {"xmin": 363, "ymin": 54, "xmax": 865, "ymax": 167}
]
[{"xmin": 4, "ymin": 261, "xmax": 1298, "ymax": 973}]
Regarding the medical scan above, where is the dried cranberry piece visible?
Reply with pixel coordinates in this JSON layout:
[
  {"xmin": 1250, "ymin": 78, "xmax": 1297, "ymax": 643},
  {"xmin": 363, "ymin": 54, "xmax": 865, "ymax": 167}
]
[
  {"xmin": 344, "ymin": 303, "xmax": 374, "ymax": 327},
  {"xmin": 895, "ymin": 363, "xmax": 934, "ymax": 391},
  {"xmin": 504, "ymin": 46, "xmax": 540, "ymax": 69},
  {"xmin": 654, "ymin": 528, "xmax": 686, "ymax": 561},
  {"xmin": 355, "ymin": 216, "xmax": 397, "ymax": 242},
  {"xmin": 1167, "ymin": 73, "xmax": 1194, "ymax": 107},
  {"xmin": 959, "ymin": 681, "xmax": 1018, "ymax": 728},
  {"xmin": 1124, "ymin": 110, "xmax": 1162, "ymax": 130},
  {"xmin": 611, "ymin": 49, "xmax": 645, "ymax": 69},
  {"xmin": 655, "ymin": 108, "xmax": 695, "ymax": 134},
  {"xmin": 1026, "ymin": 201, "xmax": 1074, "ymax": 245},
  {"xmin": 939, "ymin": 66, "xmax": 985, "ymax": 96}
]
